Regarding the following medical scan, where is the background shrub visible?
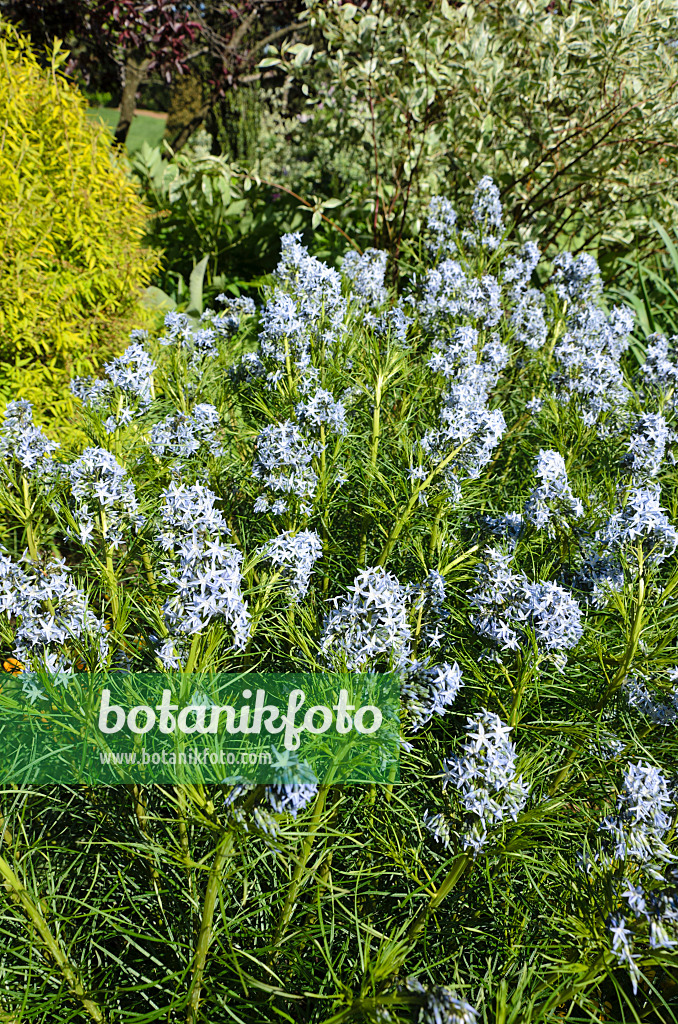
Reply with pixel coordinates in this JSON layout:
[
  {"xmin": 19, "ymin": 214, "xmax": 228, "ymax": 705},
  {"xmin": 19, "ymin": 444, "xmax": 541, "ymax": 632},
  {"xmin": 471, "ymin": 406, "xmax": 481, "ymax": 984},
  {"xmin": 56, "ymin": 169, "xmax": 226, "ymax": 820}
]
[
  {"xmin": 262, "ymin": 0, "xmax": 678, "ymax": 273},
  {"xmin": 0, "ymin": 20, "xmax": 159, "ymax": 431}
]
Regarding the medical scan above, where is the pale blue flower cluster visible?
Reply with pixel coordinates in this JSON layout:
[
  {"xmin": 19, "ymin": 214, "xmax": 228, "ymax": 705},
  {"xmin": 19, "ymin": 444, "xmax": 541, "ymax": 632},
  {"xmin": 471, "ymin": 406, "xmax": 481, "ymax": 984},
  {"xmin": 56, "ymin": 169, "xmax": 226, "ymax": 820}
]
[
  {"xmin": 295, "ymin": 388, "xmax": 348, "ymax": 435},
  {"xmin": 470, "ymin": 548, "xmax": 583, "ymax": 663},
  {"xmin": 342, "ymin": 248, "xmax": 389, "ymax": 306},
  {"xmin": 551, "ymin": 296, "xmax": 634, "ymax": 427},
  {"xmin": 623, "ymin": 413, "xmax": 674, "ymax": 483},
  {"xmin": 156, "ymin": 482, "xmax": 250, "ymax": 665},
  {"xmin": 71, "ymin": 338, "xmax": 157, "ymax": 432},
  {"xmin": 592, "ymin": 762, "xmax": 678, "ymax": 993},
  {"xmin": 402, "ymin": 661, "xmax": 464, "ymax": 731},
  {"xmin": 258, "ymin": 529, "xmax": 323, "ymax": 599},
  {"xmin": 419, "ymin": 323, "xmax": 507, "ymax": 501},
  {"xmin": 66, "ymin": 447, "xmax": 144, "ymax": 548},
  {"xmin": 150, "ymin": 403, "xmax": 225, "ymax": 459},
  {"xmin": 523, "ymin": 449, "xmax": 584, "ymax": 536},
  {"xmin": 212, "ymin": 294, "xmax": 256, "ymax": 332},
  {"xmin": 626, "ymin": 673, "xmax": 678, "ymax": 726},
  {"xmin": 252, "ymin": 421, "xmax": 323, "ymax": 515},
  {"xmin": 463, "ymin": 176, "xmax": 504, "ymax": 250},
  {"xmin": 427, "ymin": 194, "xmax": 458, "ymax": 256},
  {"xmin": 320, "ymin": 567, "xmax": 413, "ymax": 671},
  {"xmin": 597, "ymin": 485, "xmax": 678, "ymax": 566},
  {"xmin": 0, "ymin": 551, "xmax": 109, "ymax": 685},
  {"xmin": 0, "ymin": 400, "xmax": 59, "ymax": 474},
  {"xmin": 639, "ymin": 332, "xmax": 678, "ymax": 396},
  {"xmin": 400, "ymin": 979, "xmax": 478, "ymax": 1024},
  {"xmin": 441, "ymin": 710, "xmax": 529, "ymax": 854}
]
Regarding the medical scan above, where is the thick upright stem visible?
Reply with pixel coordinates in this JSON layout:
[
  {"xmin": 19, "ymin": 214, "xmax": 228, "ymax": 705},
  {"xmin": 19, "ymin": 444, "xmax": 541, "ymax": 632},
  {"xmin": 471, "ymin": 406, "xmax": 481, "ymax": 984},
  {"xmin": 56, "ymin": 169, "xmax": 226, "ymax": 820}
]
[{"xmin": 186, "ymin": 832, "xmax": 234, "ymax": 1024}]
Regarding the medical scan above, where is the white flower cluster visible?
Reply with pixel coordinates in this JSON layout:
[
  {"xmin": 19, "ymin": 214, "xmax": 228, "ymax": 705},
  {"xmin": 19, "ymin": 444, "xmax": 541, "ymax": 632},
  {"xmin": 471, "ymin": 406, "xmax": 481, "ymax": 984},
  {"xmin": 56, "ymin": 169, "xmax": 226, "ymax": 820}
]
[
  {"xmin": 0, "ymin": 551, "xmax": 109, "ymax": 687},
  {"xmin": 66, "ymin": 448, "xmax": 144, "ymax": 548},
  {"xmin": 0, "ymin": 400, "xmax": 59, "ymax": 475},
  {"xmin": 295, "ymin": 389, "xmax": 348, "ymax": 435},
  {"xmin": 551, "ymin": 300, "xmax": 634, "ymax": 427},
  {"xmin": 596, "ymin": 485, "xmax": 678, "ymax": 566},
  {"xmin": 442, "ymin": 710, "xmax": 529, "ymax": 854},
  {"xmin": 342, "ymin": 248, "xmax": 389, "ymax": 306},
  {"xmin": 252, "ymin": 420, "xmax": 323, "ymax": 515},
  {"xmin": 258, "ymin": 529, "xmax": 323, "ymax": 600},
  {"xmin": 319, "ymin": 567, "xmax": 413, "ymax": 671},
  {"xmin": 156, "ymin": 482, "xmax": 250, "ymax": 665},
  {"xmin": 150, "ymin": 403, "xmax": 225, "ymax": 459},
  {"xmin": 470, "ymin": 548, "xmax": 583, "ymax": 662},
  {"xmin": 523, "ymin": 449, "xmax": 583, "ymax": 536},
  {"xmin": 401, "ymin": 661, "xmax": 464, "ymax": 731},
  {"xmin": 594, "ymin": 762, "xmax": 678, "ymax": 993}
]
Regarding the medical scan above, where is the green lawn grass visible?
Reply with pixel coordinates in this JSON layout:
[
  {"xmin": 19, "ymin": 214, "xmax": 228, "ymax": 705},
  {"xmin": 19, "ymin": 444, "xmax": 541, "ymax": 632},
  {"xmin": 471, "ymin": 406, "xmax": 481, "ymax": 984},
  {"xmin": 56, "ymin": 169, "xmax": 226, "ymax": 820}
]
[{"xmin": 86, "ymin": 107, "xmax": 166, "ymax": 153}]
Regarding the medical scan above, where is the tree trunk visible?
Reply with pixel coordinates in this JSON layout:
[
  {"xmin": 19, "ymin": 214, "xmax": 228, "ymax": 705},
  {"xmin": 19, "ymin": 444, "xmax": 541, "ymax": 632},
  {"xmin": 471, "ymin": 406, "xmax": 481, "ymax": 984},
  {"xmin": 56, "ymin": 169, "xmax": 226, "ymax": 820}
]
[{"xmin": 114, "ymin": 53, "xmax": 151, "ymax": 147}]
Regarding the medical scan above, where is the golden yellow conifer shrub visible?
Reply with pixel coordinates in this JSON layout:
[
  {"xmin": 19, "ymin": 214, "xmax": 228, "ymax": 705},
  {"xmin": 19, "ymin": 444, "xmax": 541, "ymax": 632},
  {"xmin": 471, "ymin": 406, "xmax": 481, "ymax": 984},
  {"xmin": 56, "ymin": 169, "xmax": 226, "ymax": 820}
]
[{"xmin": 0, "ymin": 20, "xmax": 160, "ymax": 434}]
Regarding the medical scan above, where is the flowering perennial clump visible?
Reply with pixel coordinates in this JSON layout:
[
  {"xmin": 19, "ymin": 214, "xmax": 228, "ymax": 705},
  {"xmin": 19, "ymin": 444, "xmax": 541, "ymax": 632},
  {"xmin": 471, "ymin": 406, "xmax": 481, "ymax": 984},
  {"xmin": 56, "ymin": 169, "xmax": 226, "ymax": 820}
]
[
  {"xmin": 319, "ymin": 567, "xmax": 413, "ymax": 671},
  {"xmin": 4, "ymin": 174, "xmax": 678, "ymax": 1017}
]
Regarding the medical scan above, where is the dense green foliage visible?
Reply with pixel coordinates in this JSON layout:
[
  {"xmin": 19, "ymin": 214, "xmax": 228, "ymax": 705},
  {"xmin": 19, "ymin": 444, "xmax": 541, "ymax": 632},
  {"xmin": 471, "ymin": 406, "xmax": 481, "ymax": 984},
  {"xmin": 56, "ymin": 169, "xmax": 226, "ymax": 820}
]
[
  {"xmin": 130, "ymin": 131, "xmax": 311, "ymax": 306},
  {"xmin": 261, "ymin": 0, "xmax": 678, "ymax": 268},
  {"xmin": 0, "ymin": 20, "xmax": 159, "ymax": 429}
]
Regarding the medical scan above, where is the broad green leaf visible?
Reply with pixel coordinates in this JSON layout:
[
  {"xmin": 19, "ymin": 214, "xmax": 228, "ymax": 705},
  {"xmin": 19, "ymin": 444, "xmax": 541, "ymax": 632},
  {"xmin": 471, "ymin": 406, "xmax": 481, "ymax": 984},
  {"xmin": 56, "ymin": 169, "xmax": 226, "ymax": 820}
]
[{"xmin": 188, "ymin": 254, "xmax": 209, "ymax": 315}]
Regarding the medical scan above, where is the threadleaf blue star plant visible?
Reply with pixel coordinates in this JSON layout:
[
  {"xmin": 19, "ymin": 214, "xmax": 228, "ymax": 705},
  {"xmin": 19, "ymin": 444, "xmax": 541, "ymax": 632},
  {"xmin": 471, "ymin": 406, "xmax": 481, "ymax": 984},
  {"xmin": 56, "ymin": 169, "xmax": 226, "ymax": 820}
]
[{"xmin": 2, "ymin": 177, "xmax": 678, "ymax": 1021}]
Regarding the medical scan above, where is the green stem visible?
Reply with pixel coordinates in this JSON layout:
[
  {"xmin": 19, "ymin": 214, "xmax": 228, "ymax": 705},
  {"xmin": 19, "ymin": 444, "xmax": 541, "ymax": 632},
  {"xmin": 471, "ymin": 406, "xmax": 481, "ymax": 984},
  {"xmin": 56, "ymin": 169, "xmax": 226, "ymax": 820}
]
[
  {"xmin": 186, "ymin": 831, "xmax": 234, "ymax": 1024},
  {"xmin": 184, "ymin": 632, "xmax": 202, "ymax": 675},
  {"xmin": 359, "ymin": 373, "xmax": 384, "ymax": 568},
  {"xmin": 0, "ymin": 854, "xmax": 106, "ymax": 1022},
  {"xmin": 377, "ymin": 443, "xmax": 464, "ymax": 568},
  {"xmin": 21, "ymin": 476, "xmax": 38, "ymax": 561},
  {"xmin": 273, "ymin": 785, "xmax": 330, "ymax": 944},
  {"xmin": 405, "ymin": 853, "xmax": 471, "ymax": 943}
]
